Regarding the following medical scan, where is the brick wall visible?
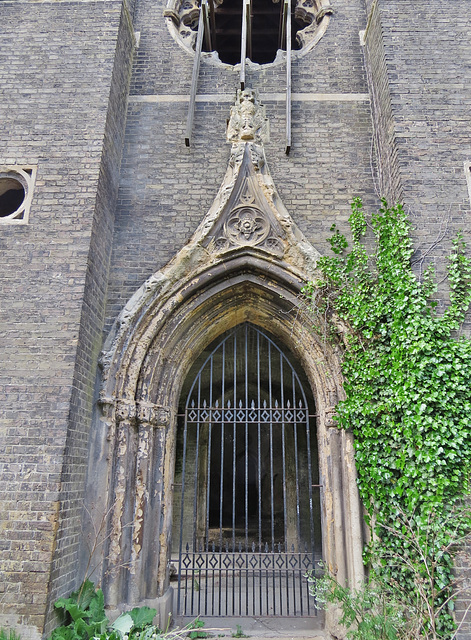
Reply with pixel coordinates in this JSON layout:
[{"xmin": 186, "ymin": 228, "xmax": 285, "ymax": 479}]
[
  {"xmin": 104, "ymin": 0, "xmax": 377, "ymax": 330},
  {"xmin": 1, "ymin": 0, "xmax": 470, "ymax": 636},
  {"xmin": 0, "ymin": 1, "xmax": 134, "ymax": 636},
  {"xmin": 364, "ymin": 0, "xmax": 471, "ymax": 303}
]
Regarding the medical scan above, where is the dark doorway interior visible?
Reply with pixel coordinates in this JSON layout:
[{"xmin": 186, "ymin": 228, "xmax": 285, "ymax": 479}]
[{"xmin": 171, "ymin": 323, "xmax": 321, "ymax": 617}]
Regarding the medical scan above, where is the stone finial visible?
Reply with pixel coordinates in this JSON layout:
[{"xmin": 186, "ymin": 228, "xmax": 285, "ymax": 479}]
[{"xmin": 227, "ymin": 89, "xmax": 269, "ymax": 144}]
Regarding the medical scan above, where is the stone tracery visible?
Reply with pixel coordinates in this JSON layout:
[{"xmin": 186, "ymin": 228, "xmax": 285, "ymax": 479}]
[{"xmin": 164, "ymin": 0, "xmax": 333, "ymax": 64}]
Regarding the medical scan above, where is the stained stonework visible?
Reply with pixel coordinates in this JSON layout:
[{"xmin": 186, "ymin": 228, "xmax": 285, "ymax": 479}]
[{"xmin": 86, "ymin": 91, "xmax": 364, "ymax": 639}]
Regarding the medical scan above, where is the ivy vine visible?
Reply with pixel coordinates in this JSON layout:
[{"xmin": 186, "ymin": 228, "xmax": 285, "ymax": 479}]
[{"xmin": 304, "ymin": 200, "xmax": 471, "ymax": 637}]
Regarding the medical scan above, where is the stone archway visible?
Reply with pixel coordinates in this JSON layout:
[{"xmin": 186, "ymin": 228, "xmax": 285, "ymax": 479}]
[
  {"xmin": 83, "ymin": 91, "xmax": 364, "ymax": 634},
  {"xmin": 84, "ymin": 253, "xmax": 364, "ymax": 634}
]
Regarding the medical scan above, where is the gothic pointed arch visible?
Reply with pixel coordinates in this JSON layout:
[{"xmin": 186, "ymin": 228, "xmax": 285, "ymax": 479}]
[{"xmin": 84, "ymin": 91, "xmax": 364, "ymax": 636}]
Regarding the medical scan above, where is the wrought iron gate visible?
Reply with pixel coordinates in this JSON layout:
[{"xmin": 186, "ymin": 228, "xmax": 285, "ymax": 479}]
[{"xmin": 172, "ymin": 323, "xmax": 321, "ymax": 617}]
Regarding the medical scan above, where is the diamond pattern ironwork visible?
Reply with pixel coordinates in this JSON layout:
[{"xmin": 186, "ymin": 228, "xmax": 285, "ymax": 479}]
[
  {"xmin": 196, "ymin": 554, "xmax": 205, "ymax": 568},
  {"xmin": 236, "ymin": 554, "xmax": 245, "ymax": 568}
]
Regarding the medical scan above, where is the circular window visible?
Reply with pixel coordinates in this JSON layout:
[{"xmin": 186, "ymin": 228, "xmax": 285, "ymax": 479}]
[
  {"xmin": 0, "ymin": 167, "xmax": 35, "ymax": 222},
  {"xmin": 165, "ymin": 0, "xmax": 333, "ymax": 66},
  {"xmin": 0, "ymin": 177, "xmax": 26, "ymax": 218}
]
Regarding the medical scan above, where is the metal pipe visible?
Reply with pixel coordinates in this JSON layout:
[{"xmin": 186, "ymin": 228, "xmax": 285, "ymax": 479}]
[
  {"xmin": 285, "ymin": 0, "xmax": 292, "ymax": 154},
  {"xmin": 185, "ymin": 0, "xmax": 207, "ymax": 146},
  {"xmin": 240, "ymin": 0, "xmax": 249, "ymax": 89}
]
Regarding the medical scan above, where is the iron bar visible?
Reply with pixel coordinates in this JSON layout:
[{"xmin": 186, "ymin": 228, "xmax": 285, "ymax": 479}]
[
  {"xmin": 305, "ymin": 401, "xmax": 315, "ymax": 555},
  {"xmin": 202, "ymin": 0, "xmax": 212, "ymax": 52},
  {"xmin": 268, "ymin": 342, "xmax": 275, "ymax": 551},
  {"xmin": 246, "ymin": 0, "xmax": 252, "ymax": 61},
  {"xmin": 193, "ymin": 380, "xmax": 202, "ymax": 551},
  {"xmin": 240, "ymin": 0, "xmax": 250, "ymax": 89},
  {"xmin": 185, "ymin": 0, "xmax": 207, "ymax": 146},
  {"xmin": 280, "ymin": 0, "xmax": 288, "ymax": 50},
  {"xmin": 176, "ymin": 323, "xmax": 320, "ymax": 617},
  {"xmin": 177, "ymin": 410, "xmax": 190, "ymax": 615},
  {"xmin": 245, "ymin": 323, "xmax": 248, "ymax": 553},
  {"xmin": 257, "ymin": 330, "xmax": 262, "ymax": 548},
  {"xmin": 292, "ymin": 372, "xmax": 301, "ymax": 543},
  {"xmin": 280, "ymin": 351, "xmax": 287, "ymax": 552}
]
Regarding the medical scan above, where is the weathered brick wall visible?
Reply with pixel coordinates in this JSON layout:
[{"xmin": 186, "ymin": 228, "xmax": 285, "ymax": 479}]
[
  {"xmin": 0, "ymin": 1, "xmax": 134, "ymax": 637},
  {"xmin": 363, "ymin": 0, "xmax": 471, "ymax": 300},
  {"xmin": 361, "ymin": 0, "xmax": 402, "ymax": 204},
  {"xmin": 104, "ymin": 0, "xmax": 377, "ymax": 330}
]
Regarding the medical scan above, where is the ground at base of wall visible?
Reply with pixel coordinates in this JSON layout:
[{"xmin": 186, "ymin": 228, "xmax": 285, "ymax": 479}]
[{"xmin": 172, "ymin": 616, "xmax": 326, "ymax": 638}]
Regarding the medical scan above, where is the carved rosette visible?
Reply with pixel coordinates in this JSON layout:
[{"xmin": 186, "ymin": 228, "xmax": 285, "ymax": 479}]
[
  {"xmin": 212, "ymin": 191, "xmax": 284, "ymax": 256},
  {"xmin": 226, "ymin": 205, "xmax": 269, "ymax": 246}
]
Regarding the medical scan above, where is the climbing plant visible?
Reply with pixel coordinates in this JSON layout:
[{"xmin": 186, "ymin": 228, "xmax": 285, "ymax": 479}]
[{"xmin": 303, "ymin": 199, "xmax": 471, "ymax": 637}]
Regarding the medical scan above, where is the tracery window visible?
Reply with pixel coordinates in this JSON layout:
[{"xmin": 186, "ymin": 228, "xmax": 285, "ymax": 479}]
[{"xmin": 165, "ymin": 0, "xmax": 333, "ymax": 65}]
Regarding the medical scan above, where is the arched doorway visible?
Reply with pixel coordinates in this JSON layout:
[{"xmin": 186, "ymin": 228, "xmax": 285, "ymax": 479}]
[
  {"xmin": 88, "ymin": 253, "xmax": 365, "ymax": 636},
  {"xmin": 172, "ymin": 322, "xmax": 321, "ymax": 617}
]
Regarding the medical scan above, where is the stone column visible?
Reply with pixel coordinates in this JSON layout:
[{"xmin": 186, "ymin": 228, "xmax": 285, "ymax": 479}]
[
  {"xmin": 129, "ymin": 402, "xmax": 171, "ymax": 601},
  {"xmin": 104, "ymin": 399, "xmax": 137, "ymax": 606}
]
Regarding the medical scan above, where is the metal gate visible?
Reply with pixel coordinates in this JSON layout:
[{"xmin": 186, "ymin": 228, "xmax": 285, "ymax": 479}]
[{"xmin": 172, "ymin": 323, "xmax": 321, "ymax": 617}]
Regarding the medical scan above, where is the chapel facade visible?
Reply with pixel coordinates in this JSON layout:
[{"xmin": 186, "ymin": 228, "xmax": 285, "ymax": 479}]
[{"xmin": 0, "ymin": 0, "xmax": 470, "ymax": 638}]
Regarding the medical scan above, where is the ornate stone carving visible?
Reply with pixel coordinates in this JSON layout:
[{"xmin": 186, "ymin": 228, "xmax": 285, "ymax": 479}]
[
  {"xmin": 324, "ymin": 407, "xmax": 339, "ymax": 428},
  {"xmin": 197, "ymin": 91, "xmax": 290, "ymax": 257},
  {"xmin": 225, "ymin": 200, "xmax": 269, "ymax": 247},
  {"xmin": 165, "ymin": 0, "xmax": 332, "ymax": 61},
  {"xmin": 227, "ymin": 89, "xmax": 269, "ymax": 145},
  {"xmin": 208, "ymin": 159, "xmax": 286, "ymax": 256},
  {"xmin": 116, "ymin": 400, "xmax": 137, "ymax": 424},
  {"xmin": 137, "ymin": 402, "xmax": 171, "ymax": 428}
]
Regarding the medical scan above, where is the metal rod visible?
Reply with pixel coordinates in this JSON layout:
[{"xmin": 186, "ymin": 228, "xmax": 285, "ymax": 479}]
[
  {"xmin": 280, "ymin": 0, "xmax": 288, "ymax": 50},
  {"xmin": 280, "ymin": 352, "xmax": 287, "ymax": 551},
  {"xmin": 177, "ymin": 410, "xmax": 190, "ymax": 614},
  {"xmin": 246, "ymin": 0, "xmax": 252, "ymax": 61},
  {"xmin": 291, "ymin": 544, "xmax": 297, "ymax": 615},
  {"xmin": 305, "ymin": 400, "xmax": 315, "ymax": 556},
  {"xmin": 232, "ymin": 333, "xmax": 237, "ymax": 553},
  {"xmin": 245, "ymin": 324, "xmax": 249, "ymax": 553},
  {"xmin": 257, "ymin": 331, "xmax": 262, "ymax": 548},
  {"xmin": 205, "ymin": 357, "xmax": 214, "ymax": 550},
  {"xmin": 292, "ymin": 372, "xmax": 301, "ymax": 543},
  {"xmin": 285, "ymin": 0, "xmax": 292, "ymax": 154},
  {"xmin": 202, "ymin": 0, "xmax": 212, "ymax": 52},
  {"xmin": 240, "ymin": 0, "xmax": 249, "ymax": 89},
  {"xmin": 268, "ymin": 342, "xmax": 275, "ymax": 551},
  {"xmin": 185, "ymin": 0, "xmax": 206, "ymax": 146}
]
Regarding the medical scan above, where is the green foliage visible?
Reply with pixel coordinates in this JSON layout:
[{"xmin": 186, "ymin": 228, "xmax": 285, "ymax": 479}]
[
  {"xmin": 187, "ymin": 620, "xmax": 208, "ymax": 639},
  {"xmin": 304, "ymin": 199, "xmax": 471, "ymax": 637},
  {"xmin": 0, "ymin": 629, "xmax": 22, "ymax": 640},
  {"xmin": 308, "ymin": 570, "xmax": 405, "ymax": 640},
  {"xmin": 231, "ymin": 625, "xmax": 249, "ymax": 638},
  {"xmin": 53, "ymin": 580, "xmax": 108, "ymax": 640},
  {"xmin": 50, "ymin": 581, "xmax": 157, "ymax": 640}
]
